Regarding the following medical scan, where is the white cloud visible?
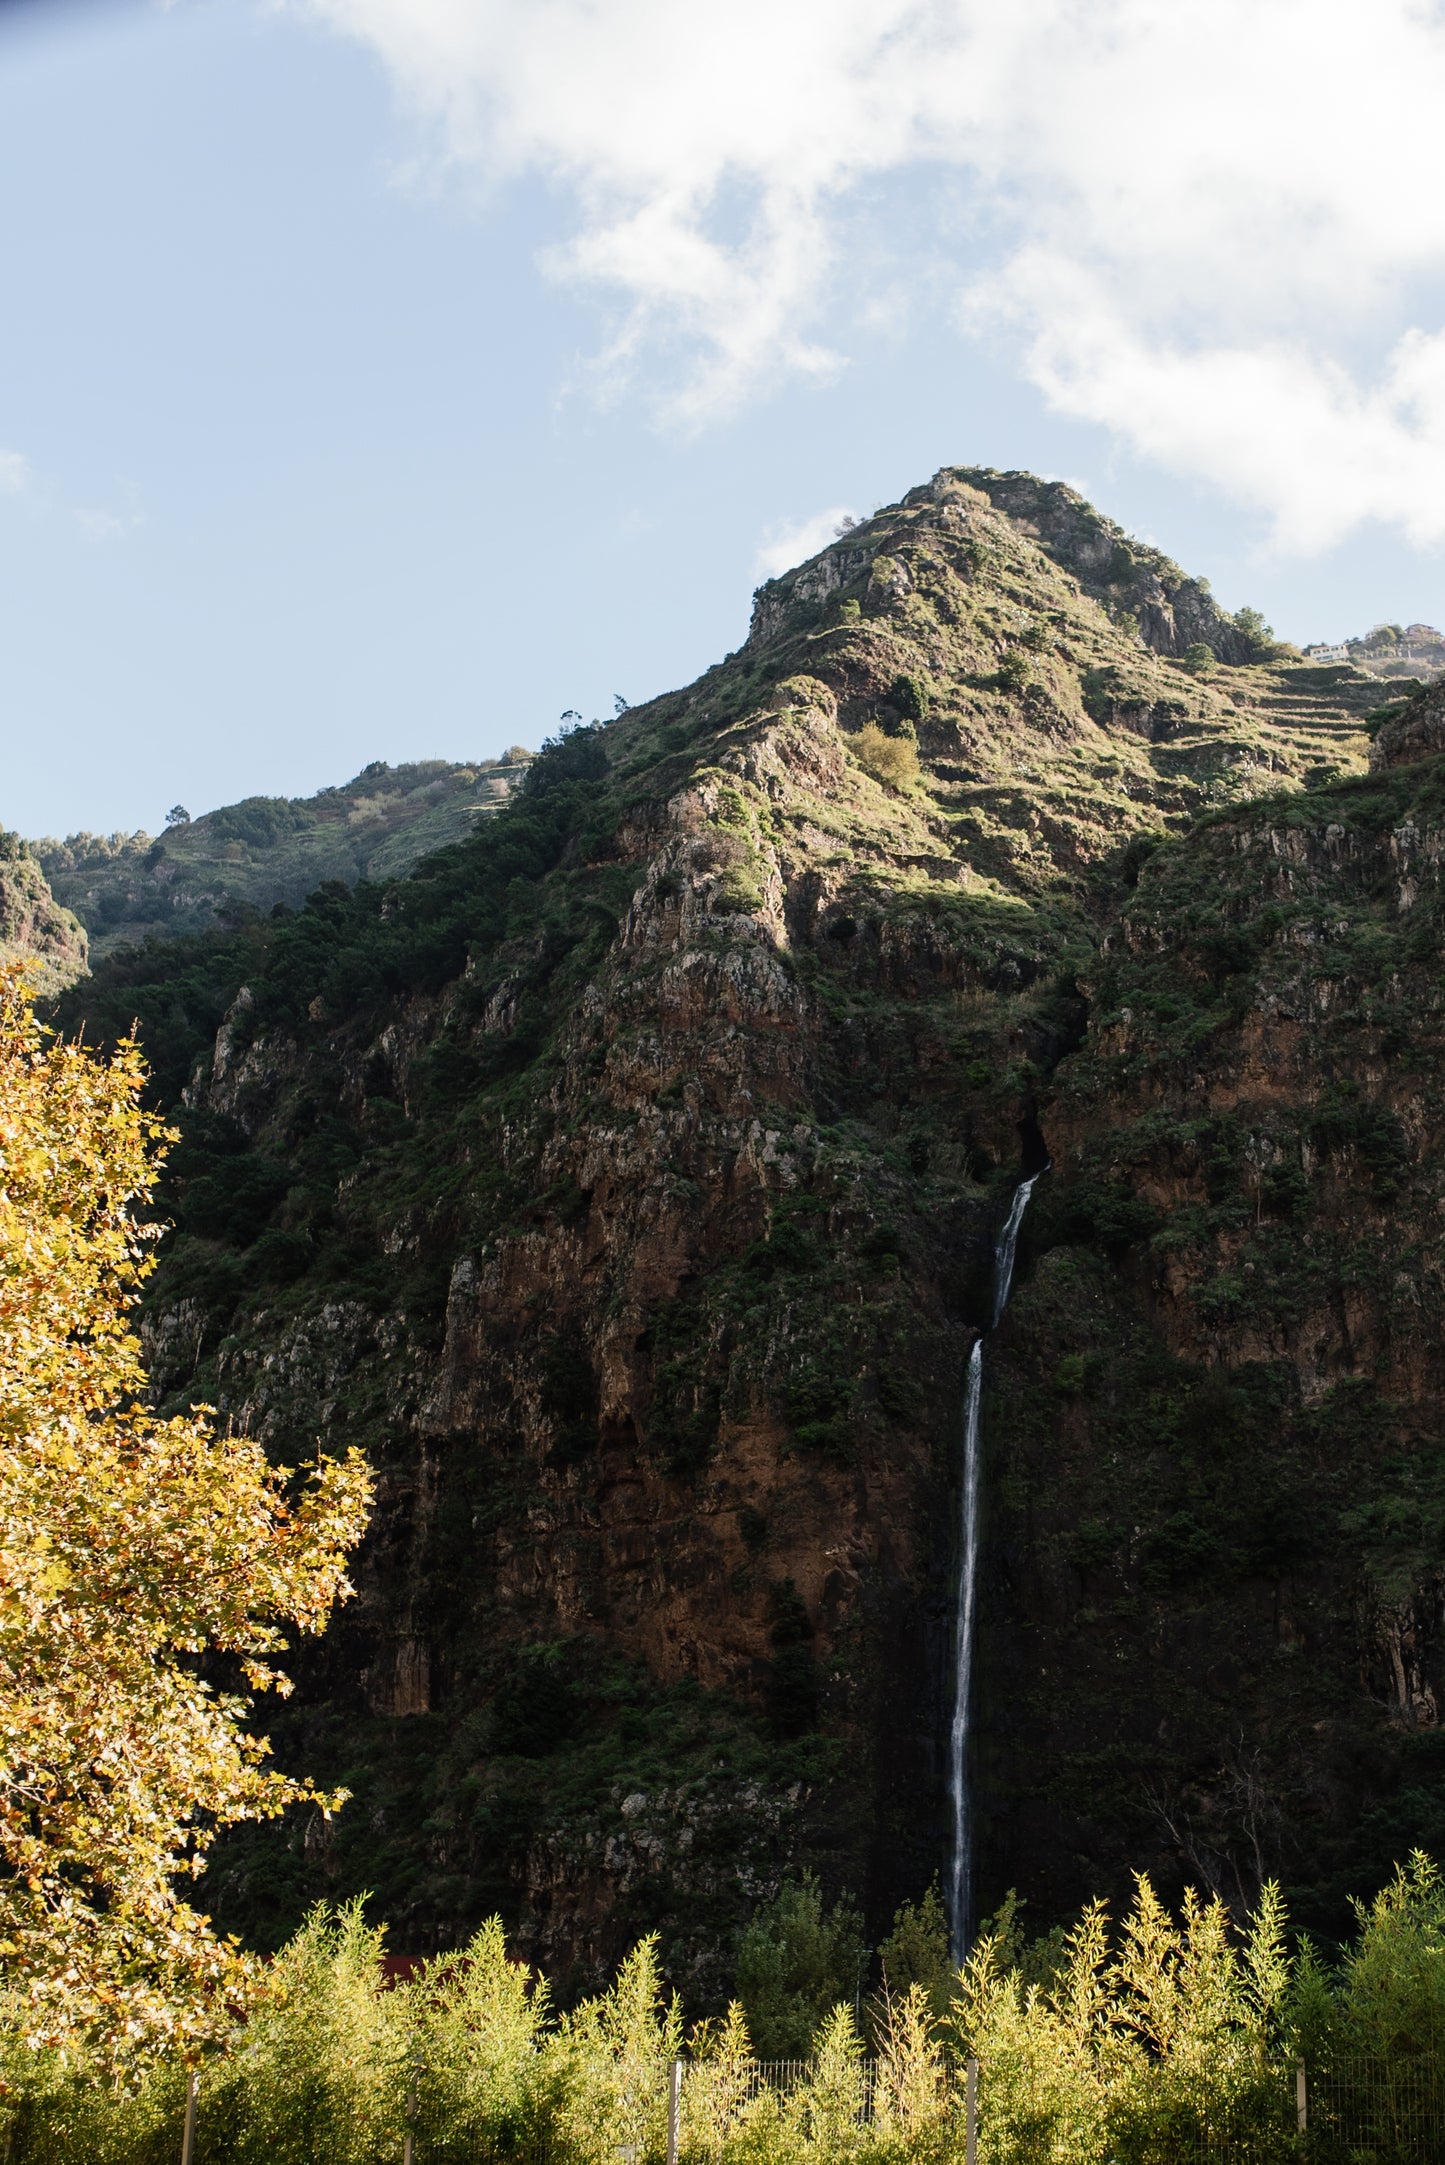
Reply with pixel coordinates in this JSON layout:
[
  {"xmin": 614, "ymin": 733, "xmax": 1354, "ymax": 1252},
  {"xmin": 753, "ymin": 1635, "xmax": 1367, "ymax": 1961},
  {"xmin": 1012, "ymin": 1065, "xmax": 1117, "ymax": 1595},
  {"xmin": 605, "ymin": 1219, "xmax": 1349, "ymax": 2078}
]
[
  {"xmin": 74, "ymin": 506, "xmax": 140, "ymax": 542},
  {"xmin": 754, "ymin": 506, "xmax": 861, "ymax": 580},
  {"xmin": 0, "ymin": 451, "xmax": 141, "ymax": 541},
  {"xmin": 297, "ymin": 0, "xmax": 1445, "ymax": 547}
]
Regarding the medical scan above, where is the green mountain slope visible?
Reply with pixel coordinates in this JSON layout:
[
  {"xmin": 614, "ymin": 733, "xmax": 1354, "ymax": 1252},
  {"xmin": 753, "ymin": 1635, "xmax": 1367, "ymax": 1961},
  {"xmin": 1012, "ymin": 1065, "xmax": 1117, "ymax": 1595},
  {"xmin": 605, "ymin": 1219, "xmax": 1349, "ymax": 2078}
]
[
  {"xmin": 0, "ymin": 833, "xmax": 87, "ymax": 992},
  {"xmin": 34, "ymin": 754, "xmax": 532, "ymax": 962},
  {"xmin": 52, "ymin": 468, "xmax": 1444, "ymax": 1988}
]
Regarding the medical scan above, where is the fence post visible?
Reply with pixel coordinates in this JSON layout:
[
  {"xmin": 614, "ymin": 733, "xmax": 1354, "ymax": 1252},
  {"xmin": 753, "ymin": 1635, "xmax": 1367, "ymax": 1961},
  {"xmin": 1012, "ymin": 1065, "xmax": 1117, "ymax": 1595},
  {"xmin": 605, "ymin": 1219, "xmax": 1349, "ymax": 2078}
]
[
  {"xmin": 966, "ymin": 2058, "xmax": 978, "ymax": 2165},
  {"xmin": 1296, "ymin": 2061, "xmax": 1308, "ymax": 2135},
  {"xmin": 667, "ymin": 2057, "xmax": 683, "ymax": 2165},
  {"xmin": 403, "ymin": 2058, "xmax": 419, "ymax": 2165},
  {"xmin": 179, "ymin": 2070, "xmax": 198, "ymax": 2165}
]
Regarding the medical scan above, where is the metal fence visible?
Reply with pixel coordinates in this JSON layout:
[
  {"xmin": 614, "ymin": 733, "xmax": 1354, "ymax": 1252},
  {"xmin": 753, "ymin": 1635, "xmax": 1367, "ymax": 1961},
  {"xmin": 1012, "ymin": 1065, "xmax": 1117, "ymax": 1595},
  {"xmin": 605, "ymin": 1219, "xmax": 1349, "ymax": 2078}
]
[
  {"xmin": 396, "ymin": 2063, "xmax": 867, "ymax": 2165},
  {"xmin": 32, "ymin": 2052, "xmax": 1445, "ymax": 2165},
  {"xmin": 730, "ymin": 2058, "xmax": 880, "ymax": 2116},
  {"xmin": 702, "ymin": 2057, "xmax": 1445, "ymax": 2165},
  {"xmin": 1303, "ymin": 2056, "xmax": 1445, "ymax": 2163},
  {"xmin": 402, "ymin": 2102, "xmax": 561, "ymax": 2165},
  {"xmin": 1094, "ymin": 2058, "xmax": 1445, "ymax": 2164}
]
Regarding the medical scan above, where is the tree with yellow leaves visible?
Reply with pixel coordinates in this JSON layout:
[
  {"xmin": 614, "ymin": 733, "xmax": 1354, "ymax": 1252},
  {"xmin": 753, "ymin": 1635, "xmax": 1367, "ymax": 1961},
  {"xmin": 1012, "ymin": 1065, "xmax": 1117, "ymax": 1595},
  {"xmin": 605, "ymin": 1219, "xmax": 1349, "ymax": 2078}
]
[{"xmin": 0, "ymin": 967, "xmax": 372, "ymax": 2050}]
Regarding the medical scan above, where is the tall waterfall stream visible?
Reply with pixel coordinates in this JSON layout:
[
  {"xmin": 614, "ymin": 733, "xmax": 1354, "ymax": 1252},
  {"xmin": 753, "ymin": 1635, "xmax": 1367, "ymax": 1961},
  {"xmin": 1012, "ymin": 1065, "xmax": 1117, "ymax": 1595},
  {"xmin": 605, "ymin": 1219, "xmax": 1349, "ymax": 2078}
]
[{"xmin": 947, "ymin": 1173, "xmax": 1042, "ymax": 1963}]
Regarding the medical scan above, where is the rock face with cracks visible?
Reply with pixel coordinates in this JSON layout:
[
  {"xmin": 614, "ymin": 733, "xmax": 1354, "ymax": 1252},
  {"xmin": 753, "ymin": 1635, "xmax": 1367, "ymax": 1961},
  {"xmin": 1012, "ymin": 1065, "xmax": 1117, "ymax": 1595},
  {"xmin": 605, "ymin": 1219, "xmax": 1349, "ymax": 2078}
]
[{"xmin": 57, "ymin": 467, "xmax": 1445, "ymax": 1990}]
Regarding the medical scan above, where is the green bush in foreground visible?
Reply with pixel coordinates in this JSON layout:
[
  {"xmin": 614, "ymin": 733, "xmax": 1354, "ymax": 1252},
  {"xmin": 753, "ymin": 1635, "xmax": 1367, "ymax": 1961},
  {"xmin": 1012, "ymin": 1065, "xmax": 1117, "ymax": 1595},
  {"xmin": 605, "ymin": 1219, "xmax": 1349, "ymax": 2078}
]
[
  {"xmin": 736, "ymin": 1874, "xmax": 866, "ymax": 2058},
  {"xmin": 6, "ymin": 1858, "xmax": 1445, "ymax": 2163}
]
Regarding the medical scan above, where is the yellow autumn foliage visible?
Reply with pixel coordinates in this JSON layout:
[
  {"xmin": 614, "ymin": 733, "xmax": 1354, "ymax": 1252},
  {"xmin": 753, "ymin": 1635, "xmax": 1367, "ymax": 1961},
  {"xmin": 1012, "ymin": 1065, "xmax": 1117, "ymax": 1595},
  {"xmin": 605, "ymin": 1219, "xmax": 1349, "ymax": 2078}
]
[
  {"xmin": 0, "ymin": 966, "xmax": 372, "ymax": 2052},
  {"xmin": 848, "ymin": 724, "xmax": 919, "ymax": 791}
]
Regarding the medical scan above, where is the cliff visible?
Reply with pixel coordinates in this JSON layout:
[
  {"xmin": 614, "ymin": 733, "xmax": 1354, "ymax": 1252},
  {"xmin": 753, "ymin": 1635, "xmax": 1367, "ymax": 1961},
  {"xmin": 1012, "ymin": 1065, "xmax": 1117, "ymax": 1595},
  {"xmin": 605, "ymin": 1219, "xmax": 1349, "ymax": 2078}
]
[
  {"xmin": 0, "ymin": 834, "xmax": 87, "ymax": 991},
  {"xmin": 56, "ymin": 469, "xmax": 1439, "ymax": 1986}
]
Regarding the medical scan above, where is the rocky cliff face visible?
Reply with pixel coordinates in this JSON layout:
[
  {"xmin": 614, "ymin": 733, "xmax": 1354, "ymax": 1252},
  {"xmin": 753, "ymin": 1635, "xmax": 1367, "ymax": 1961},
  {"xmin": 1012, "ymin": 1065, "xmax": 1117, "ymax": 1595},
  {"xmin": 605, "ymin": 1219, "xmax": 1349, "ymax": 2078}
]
[
  {"xmin": 973, "ymin": 678, "xmax": 1445, "ymax": 1935},
  {"xmin": 58, "ymin": 469, "xmax": 1437, "ymax": 1986},
  {"xmin": 0, "ymin": 834, "xmax": 87, "ymax": 991},
  {"xmin": 947, "ymin": 468, "xmax": 1265, "ymax": 663}
]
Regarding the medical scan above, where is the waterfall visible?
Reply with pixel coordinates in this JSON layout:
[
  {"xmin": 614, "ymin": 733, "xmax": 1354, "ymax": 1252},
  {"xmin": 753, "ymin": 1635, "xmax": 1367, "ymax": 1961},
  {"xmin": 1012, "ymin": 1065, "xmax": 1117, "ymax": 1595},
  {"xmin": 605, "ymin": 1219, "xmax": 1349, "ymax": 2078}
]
[
  {"xmin": 991, "ymin": 1176, "xmax": 1038, "ymax": 1328},
  {"xmin": 947, "ymin": 1172, "xmax": 1042, "ymax": 1964},
  {"xmin": 946, "ymin": 1339, "xmax": 985, "ymax": 1965}
]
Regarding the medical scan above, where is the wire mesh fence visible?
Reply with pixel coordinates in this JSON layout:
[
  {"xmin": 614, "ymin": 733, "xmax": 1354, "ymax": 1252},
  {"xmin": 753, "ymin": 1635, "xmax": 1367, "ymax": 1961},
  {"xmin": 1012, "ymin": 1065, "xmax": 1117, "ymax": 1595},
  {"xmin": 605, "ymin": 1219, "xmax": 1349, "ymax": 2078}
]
[
  {"xmin": 396, "ymin": 2063, "xmax": 878, "ymax": 2165},
  {"xmin": 18, "ymin": 2051, "xmax": 1445, "ymax": 2163},
  {"xmin": 1169, "ymin": 2084, "xmax": 1301, "ymax": 2164},
  {"xmin": 735, "ymin": 2057, "xmax": 815, "ymax": 2099},
  {"xmin": 394, "ymin": 2062, "xmax": 895, "ymax": 2165},
  {"xmin": 691, "ymin": 2056, "xmax": 1445, "ymax": 2165},
  {"xmin": 403, "ymin": 2100, "xmax": 561, "ymax": 2165},
  {"xmin": 1077, "ymin": 2058, "xmax": 1445, "ymax": 2164},
  {"xmin": 1303, "ymin": 2055, "xmax": 1445, "ymax": 2163},
  {"xmin": 729, "ymin": 2058, "xmax": 881, "ymax": 2115}
]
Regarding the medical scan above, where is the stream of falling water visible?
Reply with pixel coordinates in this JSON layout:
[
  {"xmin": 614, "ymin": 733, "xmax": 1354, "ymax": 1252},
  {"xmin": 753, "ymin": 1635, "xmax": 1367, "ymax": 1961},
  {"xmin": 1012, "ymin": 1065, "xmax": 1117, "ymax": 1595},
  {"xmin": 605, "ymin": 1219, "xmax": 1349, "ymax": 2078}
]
[{"xmin": 947, "ymin": 1173, "xmax": 1042, "ymax": 1964}]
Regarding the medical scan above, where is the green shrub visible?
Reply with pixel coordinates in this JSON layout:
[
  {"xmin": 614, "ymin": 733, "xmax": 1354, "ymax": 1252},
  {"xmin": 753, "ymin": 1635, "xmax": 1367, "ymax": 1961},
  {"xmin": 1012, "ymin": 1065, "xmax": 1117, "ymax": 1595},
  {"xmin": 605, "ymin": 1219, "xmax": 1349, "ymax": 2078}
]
[
  {"xmin": 891, "ymin": 673, "xmax": 931, "ymax": 723},
  {"xmin": 1231, "ymin": 606, "xmax": 1276, "ymax": 660},
  {"xmin": 404, "ymin": 1915, "xmax": 559, "ymax": 2164},
  {"xmin": 955, "ymin": 1879, "xmax": 1293, "ymax": 2165},
  {"xmin": 1308, "ymin": 1081, "xmax": 1407, "ymax": 1196},
  {"xmin": 195, "ymin": 1903, "xmax": 406, "ymax": 2165},
  {"xmin": 489, "ymin": 1645, "xmax": 580, "ymax": 1758},
  {"xmin": 9, "ymin": 1862, "xmax": 1445, "ymax": 2163},
  {"xmin": 1053, "ymin": 1354, "xmax": 1091, "ymax": 1397},
  {"xmin": 849, "ymin": 724, "xmax": 919, "ymax": 791},
  {"xmin": 781, "ymin": 1366, "xmax": 853, "ymax": 1459},
  {"xmin": 206, "ymin": 798, "xmax": 316, "ymax": 851},
  {"xmin": 875, "ymin": 1885, "xmax": 954, "ymax": 2025},
  {"xmin": 741, "ymin": 1215, "xmax": 820, "ymax": 1276},
  {"xmin": 735, "ymin": 1876, "xmax": 866, "ymax": 2059}
]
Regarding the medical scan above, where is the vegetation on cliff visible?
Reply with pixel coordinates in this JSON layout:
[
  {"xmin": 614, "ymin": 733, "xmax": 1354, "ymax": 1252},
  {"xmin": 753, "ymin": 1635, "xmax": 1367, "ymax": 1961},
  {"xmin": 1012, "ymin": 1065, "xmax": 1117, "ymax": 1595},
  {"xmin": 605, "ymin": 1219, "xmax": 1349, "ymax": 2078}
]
[
  {"xmin": 984, "ymin": 675, "xmax": 1445, "ymax": 1937},
  {"xmin": 0, "ymin": 834, "xmax": 86, "ymax": 992},
  {"xmin": 46, "ymin": 466, "xmax": 1445, "ymax": 1992},
  {"xmin": 33, "ymin": 755, "xmax": 531, "ymax": 962}
]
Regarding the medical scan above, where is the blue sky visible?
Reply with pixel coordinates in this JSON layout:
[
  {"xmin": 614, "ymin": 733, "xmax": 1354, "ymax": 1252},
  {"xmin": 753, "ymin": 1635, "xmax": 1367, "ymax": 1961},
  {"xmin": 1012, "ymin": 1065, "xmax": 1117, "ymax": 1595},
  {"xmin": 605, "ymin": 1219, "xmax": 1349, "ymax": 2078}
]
[{"xmin": 3, "ymin": 0, "xmax": 1445, "ymax": 839}]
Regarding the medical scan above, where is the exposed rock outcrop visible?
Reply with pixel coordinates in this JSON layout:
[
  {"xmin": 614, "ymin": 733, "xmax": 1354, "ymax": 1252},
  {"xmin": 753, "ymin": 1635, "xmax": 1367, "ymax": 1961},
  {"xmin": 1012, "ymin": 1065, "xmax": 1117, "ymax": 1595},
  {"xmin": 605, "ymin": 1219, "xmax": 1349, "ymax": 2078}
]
[
  {"xmin": 941, "ymin": 466, "xmax": 1263, "ymax": 662},
  {"xmin": 1370, "ymin": 678, "xmax": 1445, "ymax": 770},
  {"xmin": 0, "ymin": 834, "xmax": 86, "ymax": 990}
]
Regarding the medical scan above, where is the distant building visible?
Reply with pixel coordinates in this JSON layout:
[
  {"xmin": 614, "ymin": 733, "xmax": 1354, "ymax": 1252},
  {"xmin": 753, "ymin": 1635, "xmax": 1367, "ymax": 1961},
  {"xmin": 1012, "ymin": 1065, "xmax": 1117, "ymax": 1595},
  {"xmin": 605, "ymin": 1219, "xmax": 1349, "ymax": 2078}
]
[
  {"xmin": 1404, "ymin": 623, "xmax": 1443, "ymax": 645},
  {"xmin": 1304, "ymin": 643, "xmax": 1351, "ymax": 663}
]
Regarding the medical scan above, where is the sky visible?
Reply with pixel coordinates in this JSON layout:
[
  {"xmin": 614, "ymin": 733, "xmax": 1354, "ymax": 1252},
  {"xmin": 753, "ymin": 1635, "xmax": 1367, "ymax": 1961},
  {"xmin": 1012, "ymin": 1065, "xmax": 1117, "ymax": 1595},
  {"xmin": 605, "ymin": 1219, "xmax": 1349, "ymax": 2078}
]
[{"xmin": 3, "ymin": 0, "xmax": 1445, "ymax": 838}]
